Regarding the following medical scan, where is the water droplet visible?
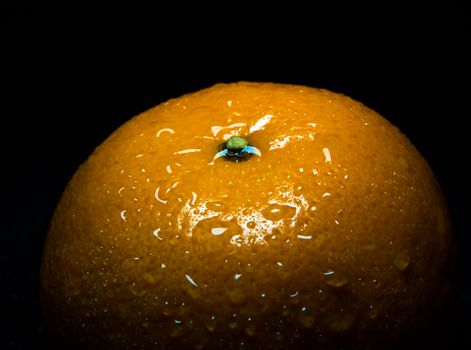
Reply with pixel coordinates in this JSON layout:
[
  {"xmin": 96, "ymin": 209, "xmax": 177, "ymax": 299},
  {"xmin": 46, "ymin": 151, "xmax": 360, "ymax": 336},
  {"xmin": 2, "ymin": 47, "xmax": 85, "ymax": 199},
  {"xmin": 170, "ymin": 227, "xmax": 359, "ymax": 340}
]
[
  {"xmin": 102, "ymin": 307, "xmax": 109, "ymax": 313},
  {"xmin": 296, "ymin": 234, "xmax": 312, "ymax": 240},
  {"xmin": 277, "ymin": 261, "xmax": 283, "ymax": 267},
  {"xmin": 247, "ymin": 221, "xmax": 256, "ymax": 229},
  {"xmin": 318, "ymin": 289, "xmax": 327, "ymax": 302},
  {"xmin": 142, "ymin": 321, "xmax": 149, "ymax": 328},
  {"xmin": 394, "ymin": 250, "xmax": 410, "ymax": 270},
  {"xmin": 323, "ymin": 147, "xmax": 332, "ymax": 163},
  {"xmin": 206, "ymin": 320, "xmax": 217, "ymax": 332},
  {"xmin": 128, "ymin": 282, "xmax": 146, "ymax": 296},
  {"xmin": 396, "ymin": 155, "xmax": 409, "ymax": 169},
  {"xmin": 154, "ymin": 181, "xmax": 180, "ymax": 205},
  {"xmin": 143, "ymin": 272, "xmax": 158, "ymax": 284},
  {"xmin": 185, "ymin": 274, "xmax": 198, "ymax": 287},
  {"xmin": 261, "ymin": 204, "xmax": 296, "ymax": 221},
  {"xmin": 72, "ymin": 289, "xmax": 80, "ymax": 296},
  {"xmin": 156, "ymin": 128, "xmax": 175, "ymax": 137},
  {"xmin": 121, "ymin": 257, "xmax": 143, "ymax": 276},
  {"xmin": 153, "ymin": 228, "xmax": 162, "ymax": 240},
  {"xmin": 293, "ymin": 183, "xmax": 304, "ymax": 196},
  {"xmin": 234, "ymin": 273, "xmax": 242, "ymax": 280},
  {"xmin": 229, "ymin": 290, "xmax": 246, "ymax": 304},
  {"xmin": 211, "ymin": 227, "xmax": 227, "ymax": 236},
  {"xmin": 281, "ymin": 305, "xmax": 290, "ymax": 317},
  {"xmin": 275, "ymin": 331, "xmax": 284, "ymax": 341},
  {"xmin": 249, "ymin": 114, "xmax": 273, "ymax": 133},
  {"xmin": 300, "ymin": 315, "xmax": 314, "ymax": 328},
  {"xmin": 162, "ymin": 301, "xmax": 172, "ymax": 316},
  {"xmin": 174, "ymin": 148, "xmax": 201, "ymax": 155},
  {"xmin": 367, "ymin": 305, "xmax": 378, "ymax": 319},
  {"xmin": 323, "ymin": 270, "xmax": 348, "ymax": 287},
  {"xmin": 328, "ymin": 313, "xmax": 355, "ymax": 332},
  {"xmin": 170, "ymin": 327, "xmax": 182, "ymax": 338},
  {"xmin": 229, "ymin": 321, "xmax": 238, "ymax": 329},
  {"xmin": 206, "ymin": 201, "xmax": 226, "ymax": 212},
  {"xmin": 245, "ymin": 324, "xmax": 256, "ymax": 337}
]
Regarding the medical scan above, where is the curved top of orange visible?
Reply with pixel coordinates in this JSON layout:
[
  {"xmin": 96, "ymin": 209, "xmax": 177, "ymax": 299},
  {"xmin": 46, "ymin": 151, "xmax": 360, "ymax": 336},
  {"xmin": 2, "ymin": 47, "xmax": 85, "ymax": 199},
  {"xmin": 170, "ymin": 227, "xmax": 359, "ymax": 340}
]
[{"xmin": 41, "ymin": 82, "xmax": 452, "ymax": 349}]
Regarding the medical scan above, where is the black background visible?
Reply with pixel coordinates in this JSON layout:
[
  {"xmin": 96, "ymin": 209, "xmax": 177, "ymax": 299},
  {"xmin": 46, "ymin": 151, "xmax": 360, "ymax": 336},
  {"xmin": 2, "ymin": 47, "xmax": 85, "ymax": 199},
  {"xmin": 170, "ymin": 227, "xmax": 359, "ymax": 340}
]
[{"xmin": 2, "ymin": 4, "xmax": 469, "ymax": 349}]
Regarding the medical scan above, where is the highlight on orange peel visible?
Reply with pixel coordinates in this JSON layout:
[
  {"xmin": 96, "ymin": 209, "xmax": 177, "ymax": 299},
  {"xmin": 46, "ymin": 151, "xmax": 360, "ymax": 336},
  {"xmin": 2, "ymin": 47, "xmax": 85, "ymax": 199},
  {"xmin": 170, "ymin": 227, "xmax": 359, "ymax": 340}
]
[{"xmin": 40, "ymin": 82, "xmax": 453, "ymax": 349}]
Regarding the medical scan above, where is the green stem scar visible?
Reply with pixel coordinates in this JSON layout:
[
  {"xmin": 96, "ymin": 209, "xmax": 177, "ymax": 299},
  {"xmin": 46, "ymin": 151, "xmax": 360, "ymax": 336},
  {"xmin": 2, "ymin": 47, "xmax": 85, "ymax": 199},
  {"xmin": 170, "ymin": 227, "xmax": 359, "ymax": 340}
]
[
  {"xmin": 226, "ymin": 136, "xmax": 248, "ymax": 151},
  {"xmin": 213, "ymin": 136, "xmax": 261, "ymax": 163}
]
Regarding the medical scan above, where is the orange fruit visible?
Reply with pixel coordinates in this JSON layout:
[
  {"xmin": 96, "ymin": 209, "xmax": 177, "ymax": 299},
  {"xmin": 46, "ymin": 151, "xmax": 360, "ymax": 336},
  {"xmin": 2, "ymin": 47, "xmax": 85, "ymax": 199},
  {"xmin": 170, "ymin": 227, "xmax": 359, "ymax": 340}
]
[{"xmin": 40, "ymin": 82, "xmax": 453, "ymax": 349}]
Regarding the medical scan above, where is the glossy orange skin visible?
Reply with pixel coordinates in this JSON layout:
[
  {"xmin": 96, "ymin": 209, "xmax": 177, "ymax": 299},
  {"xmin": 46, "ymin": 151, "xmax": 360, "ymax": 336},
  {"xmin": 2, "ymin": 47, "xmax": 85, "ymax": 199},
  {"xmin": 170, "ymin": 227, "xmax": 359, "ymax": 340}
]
[{"xmin": 41, "ymin": 83, "xmax": 453, "ymax": 349}]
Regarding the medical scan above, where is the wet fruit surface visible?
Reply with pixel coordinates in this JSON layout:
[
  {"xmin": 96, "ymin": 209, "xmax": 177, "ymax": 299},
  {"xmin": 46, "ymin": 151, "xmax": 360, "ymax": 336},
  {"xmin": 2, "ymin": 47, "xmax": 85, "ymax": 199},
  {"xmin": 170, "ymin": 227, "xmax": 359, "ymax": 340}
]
[{"xmin": 40, "ymin": 82, "xmax": 453, "ymax": 349}]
